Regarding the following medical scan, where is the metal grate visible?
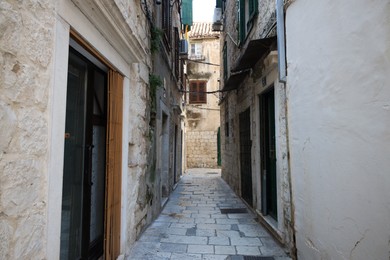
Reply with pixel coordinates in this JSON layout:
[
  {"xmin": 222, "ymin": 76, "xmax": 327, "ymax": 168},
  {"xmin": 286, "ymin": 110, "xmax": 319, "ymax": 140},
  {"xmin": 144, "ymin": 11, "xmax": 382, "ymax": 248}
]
[
  {"xmin": 207, "ymin": 172, "xmax": 219, "ymax": 175},
  {"xmin": 226, "ymin": 256, "xmax": 274, "ymax": 260},
  {"xmin": 220, "ymin": 208, "xmax": 248, "ymax": 214},
  {"xmin": 244, "ymin": 257, "xmax": 274, "ymax": 260}
]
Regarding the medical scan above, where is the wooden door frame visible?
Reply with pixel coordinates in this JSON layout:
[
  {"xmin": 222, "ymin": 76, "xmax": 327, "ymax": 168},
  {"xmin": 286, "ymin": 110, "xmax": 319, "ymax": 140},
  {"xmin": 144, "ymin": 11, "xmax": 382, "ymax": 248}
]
[{"xmin": 70, "ymin": 30, "xmax": 123, "ymax": 260}]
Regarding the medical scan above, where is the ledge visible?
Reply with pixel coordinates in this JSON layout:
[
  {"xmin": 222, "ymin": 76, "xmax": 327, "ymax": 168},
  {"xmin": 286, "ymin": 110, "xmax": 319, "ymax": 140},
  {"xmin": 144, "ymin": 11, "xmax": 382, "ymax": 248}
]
[{"xmin": 71, "ymin": 0, "xmax": 149, "ymax": 67}]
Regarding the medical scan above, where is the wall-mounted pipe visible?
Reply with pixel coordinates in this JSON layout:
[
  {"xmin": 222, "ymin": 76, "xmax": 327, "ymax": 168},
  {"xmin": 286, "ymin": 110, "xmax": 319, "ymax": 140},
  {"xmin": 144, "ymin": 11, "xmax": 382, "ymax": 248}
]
[{"xmin": 276, "ymin": 0, "xmax": 287, "ymax": 83}]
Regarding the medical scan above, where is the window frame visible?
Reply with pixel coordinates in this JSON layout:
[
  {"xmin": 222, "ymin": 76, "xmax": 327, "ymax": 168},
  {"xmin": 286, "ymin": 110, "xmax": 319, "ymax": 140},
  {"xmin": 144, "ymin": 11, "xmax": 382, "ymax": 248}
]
[{"xmin": 162, "ymin": 0, "xmax": 172, "ymax": 50}]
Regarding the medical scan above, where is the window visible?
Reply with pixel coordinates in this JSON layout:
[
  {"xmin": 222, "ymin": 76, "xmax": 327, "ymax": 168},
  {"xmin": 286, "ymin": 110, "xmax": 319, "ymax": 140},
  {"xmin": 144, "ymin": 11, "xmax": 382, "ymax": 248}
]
[
  {"xmin": 190, "ymin": 43, "xmax": 203, "ymax": 60},
  {"xmin": 216, "ymin": 0, "xmax": 227, "ymax": 13},
  {"xmin": 162, "ymin": 0, "xmax": 172, "ymax": 49},
  {"xmin": 189, "ymin": 81, "xmax": 207, "ymax": 104},
  {"xmin": 238, "ymin": 0, "xmax": 258, "ymax": 43},
  {"xmin": 174, "ymin": 27, "xmax": 180, "ymax": 78}
]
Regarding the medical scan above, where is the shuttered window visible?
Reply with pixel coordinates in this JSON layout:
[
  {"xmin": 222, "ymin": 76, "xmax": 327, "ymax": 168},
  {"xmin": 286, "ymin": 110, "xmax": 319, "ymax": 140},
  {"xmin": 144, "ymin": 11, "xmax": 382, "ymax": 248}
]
[
  {"xmin": 174, "ymin": 27, "xmax": 180, "ymax": 78},
  {"xmin": 162, "ymin": 0, "xmax": 172, "ymax": 49},
  {"xmin": 238, "ymin": 0, "xmax": 258, "ymax": 44},
  {"xmin": 189, "ymin": 81, "xmax": 207, "ymax": 104}
]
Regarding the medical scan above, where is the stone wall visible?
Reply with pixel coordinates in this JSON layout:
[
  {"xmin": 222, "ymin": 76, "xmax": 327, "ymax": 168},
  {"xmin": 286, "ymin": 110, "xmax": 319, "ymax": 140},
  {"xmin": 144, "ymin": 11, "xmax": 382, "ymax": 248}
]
[
  {"xmin": 186, "ymin": 130, "xmax": 218, "ymax": 168},
  {"xmin": 219, "ymin": 0, "xmax": 295, "ymax": 255},
  {"xmin": 0, "ymin": 0, "xmax": 56, "ymax": 259}
]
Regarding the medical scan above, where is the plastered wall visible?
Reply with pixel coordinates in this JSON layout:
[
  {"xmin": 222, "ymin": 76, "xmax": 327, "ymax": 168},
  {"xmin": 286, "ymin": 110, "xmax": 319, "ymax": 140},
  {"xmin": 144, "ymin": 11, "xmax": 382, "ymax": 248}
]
[{"xmin": 286, "ymin": 1, "xmax": 390, "ymax": 259}]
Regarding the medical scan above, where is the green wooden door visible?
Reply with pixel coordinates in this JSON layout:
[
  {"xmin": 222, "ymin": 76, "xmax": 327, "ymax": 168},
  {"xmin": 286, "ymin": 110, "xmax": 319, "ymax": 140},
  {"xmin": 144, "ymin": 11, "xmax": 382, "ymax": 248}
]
[{"xmin": 260, "ymin": 88, "xmax": 277, "ymax": 220}]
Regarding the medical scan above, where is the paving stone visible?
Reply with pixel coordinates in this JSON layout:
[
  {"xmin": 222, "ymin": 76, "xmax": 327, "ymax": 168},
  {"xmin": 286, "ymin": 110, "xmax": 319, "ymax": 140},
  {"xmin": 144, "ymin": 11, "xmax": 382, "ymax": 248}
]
[
  {"xmin": 178, "ymin": 217, "xmax": 195, "ymax": 223},
  {"xmin": 196, "ymin": 229, "xmax": 216, "ymax": 237},
  {"xmin": 159, "ymin": 243, "xmax": 187, "ymax": 253},
  {"xmin": 165, "ymin": 227, "xmax": 187, "ymax": 235},
  {"xmin": 216, "ymin": 230, "xmax": 243, "ymax": 238},
  {"xmin": 230, "ymin": 237, "xmax": 262, "ymax": 246},
  {"xmin": 195, "ymin": 218, "xmax": 216, "ymax": 224},
  {"xmin": 161, "ymin": 234, "xmax": 208, "ymax": 245},
  {"xmin": 216, "ymin": 218, "xmax": 239, "ymax": 224},
  {"xmin": 170, "ymin": 253, "xmax": 202, "ymax": 259},
  {"xmin": 238, "ymin": 224, "xmax": 271, "ymax": 237},
  {"xmin": 188, "ymin": 244, "xmax": 214, "ymax": 254},
  {"xmin": 127, "ymin": 168, "xmax": 290, "ymax": 259},
  {"xmin": 208, "ymin": 236, "xmax": 230, "ymax": 246},
  {"xmin": 191, "ymin": 213, "xmax": 212, "ymax": 218},
  {"xmin": 197, "ymin": 224, "xmax": 232, "ymax": 230},
  {"xmin": 260, "ymin": 244, "xmax": 288, "ymax": 257},
  {"xmin": 215, "ymin": 245, "xmax": 236, "ymax": 255},
  {"xmin": 236, "ymin": 246, "xmax": 261, "ymax": 255},
  {"xmin": 186, "ymin": 226, "xmax": 197, "ymax": 236},
  {"xmin": 170, "ymin": 223, "xmax": 196, "ymax": 229}
]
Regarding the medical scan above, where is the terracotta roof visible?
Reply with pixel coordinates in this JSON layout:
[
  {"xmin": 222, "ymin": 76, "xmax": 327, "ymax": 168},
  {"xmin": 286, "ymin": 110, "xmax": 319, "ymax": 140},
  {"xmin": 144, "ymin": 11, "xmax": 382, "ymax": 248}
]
[{"xmin": 188, "ymin": 22, "xmax": 220, "ymax": 39}]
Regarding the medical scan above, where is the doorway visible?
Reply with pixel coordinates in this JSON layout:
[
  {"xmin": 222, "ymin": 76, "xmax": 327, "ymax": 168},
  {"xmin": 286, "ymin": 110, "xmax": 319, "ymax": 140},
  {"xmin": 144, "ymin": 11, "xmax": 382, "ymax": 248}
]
[
  {"xmin": 260, "ymin": 88, "xmax": 277, "ymax": 220},
  {"xmin": 60, "ymin": 47, "xmax": 108, "ymax": 259},
  {"xmin": 239, "ymin": 108, "xmax": 253, "ymax": 206},
  {"xmin": 161, "ymin": 113, "xmax": 169, "ymax": 199}
]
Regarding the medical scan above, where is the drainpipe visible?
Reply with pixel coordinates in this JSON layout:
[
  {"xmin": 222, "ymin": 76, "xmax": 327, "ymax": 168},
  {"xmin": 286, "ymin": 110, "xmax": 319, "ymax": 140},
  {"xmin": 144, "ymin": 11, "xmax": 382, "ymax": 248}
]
[
  {"xmin": 276, "ymin": 0, "xmax": 287, "ymax": 83},
  {"xmin": 276, "ymin": 0, "xmax": 297, "ymax": 259}
]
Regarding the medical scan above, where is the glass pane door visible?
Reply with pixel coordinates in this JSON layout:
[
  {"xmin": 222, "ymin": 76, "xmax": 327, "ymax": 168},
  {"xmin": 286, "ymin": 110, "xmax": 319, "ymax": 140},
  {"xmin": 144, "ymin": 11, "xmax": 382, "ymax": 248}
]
[{"xmin": 60, "ymin": 51, "xmax": 88, "ymax": 260}]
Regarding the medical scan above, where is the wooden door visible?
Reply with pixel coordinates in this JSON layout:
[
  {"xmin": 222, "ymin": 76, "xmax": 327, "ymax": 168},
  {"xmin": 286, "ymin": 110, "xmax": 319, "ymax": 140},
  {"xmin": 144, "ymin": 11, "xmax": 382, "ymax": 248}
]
[
  {"xmin": 260, "ymin": 88, "xmax": 277, "ymax": 220},
  {"xmin": 239, "ymin": 108, "xmax": 253, "ymax": 206}
]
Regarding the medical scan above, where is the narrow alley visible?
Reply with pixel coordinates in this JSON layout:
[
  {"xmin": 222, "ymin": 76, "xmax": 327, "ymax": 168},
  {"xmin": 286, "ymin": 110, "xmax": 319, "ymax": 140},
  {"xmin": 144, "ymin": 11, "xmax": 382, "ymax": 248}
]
[{"xmin": 128, "ymin": 169, "xmax": 290, "ymax": 260}]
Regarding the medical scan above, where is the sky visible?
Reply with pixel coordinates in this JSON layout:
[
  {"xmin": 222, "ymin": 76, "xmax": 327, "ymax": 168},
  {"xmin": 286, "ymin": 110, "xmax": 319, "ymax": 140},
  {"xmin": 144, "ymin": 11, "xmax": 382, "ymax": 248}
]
[{"xmin": 192, "ymin": 0, "xmax": 215, "ymax": 22}]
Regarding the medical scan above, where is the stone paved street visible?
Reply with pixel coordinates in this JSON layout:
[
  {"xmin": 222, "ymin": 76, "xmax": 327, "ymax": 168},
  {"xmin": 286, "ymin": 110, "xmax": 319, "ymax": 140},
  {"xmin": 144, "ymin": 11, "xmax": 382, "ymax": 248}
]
[{"xmin": 127, "ymin": 169, "xmax": 291, "ymax": 260}]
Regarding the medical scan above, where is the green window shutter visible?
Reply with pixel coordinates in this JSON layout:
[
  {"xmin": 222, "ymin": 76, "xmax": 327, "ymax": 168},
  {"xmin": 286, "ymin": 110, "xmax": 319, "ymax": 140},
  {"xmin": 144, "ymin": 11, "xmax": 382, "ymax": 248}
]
[
  {"xmin": 249, "ymin": 0, "xmax": 258, "ymax": 18},
  {"xmin": 216, "ymin": 0, "xmax": 222, "ymax": 8},
  {"xmin": 239, "ymin": 0, "xmax": 246, "ymax": 43},
  {"xmin": 182, "ymin": 0, "xmax": 193, "ymax": 27}
]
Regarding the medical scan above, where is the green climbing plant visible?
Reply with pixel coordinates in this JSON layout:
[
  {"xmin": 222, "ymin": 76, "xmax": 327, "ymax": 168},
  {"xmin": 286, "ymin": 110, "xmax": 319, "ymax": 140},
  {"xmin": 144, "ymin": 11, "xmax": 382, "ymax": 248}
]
[
  {"xmin": 150, "ymin": 26, "xmax": 163, "ymax": 54},
  {"xmin": 149, "ymin": 74, "xmax": 163, "ymax": 114}
]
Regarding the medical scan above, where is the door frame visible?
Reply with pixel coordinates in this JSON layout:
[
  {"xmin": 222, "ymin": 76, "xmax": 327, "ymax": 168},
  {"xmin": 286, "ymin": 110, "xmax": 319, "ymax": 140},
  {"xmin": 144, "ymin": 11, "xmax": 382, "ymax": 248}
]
[{"xmin": 63, "ymin": 31, "xmax": 123, "ymax": 260}]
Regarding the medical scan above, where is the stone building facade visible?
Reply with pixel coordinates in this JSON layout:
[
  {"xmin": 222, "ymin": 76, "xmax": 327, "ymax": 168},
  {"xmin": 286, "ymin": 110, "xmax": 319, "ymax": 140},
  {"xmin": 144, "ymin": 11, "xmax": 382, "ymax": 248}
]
[
  {"xmin": 184, "ymin": 22, "xmax": 221, "ymax": 168},
  {"xmin": 0, "ymin": 0, "xmax": 187, "ymax": 259},
  {"xmin": 218, "ymin": 0, "xmax": 295, "ymax": 256}
]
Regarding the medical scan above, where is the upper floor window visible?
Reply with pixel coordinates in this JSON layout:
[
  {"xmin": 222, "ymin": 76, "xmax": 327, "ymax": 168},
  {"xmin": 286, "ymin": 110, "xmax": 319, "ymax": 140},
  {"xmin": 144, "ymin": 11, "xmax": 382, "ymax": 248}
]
[
  {"xmin": 189, "ymin": 81, "xmax": 207, "ymax": 104},
  {"xmin": 238, "ymin": 0, "xmax": 258, "ymax": 43},
  {"xmin": 190, "ymin": 43, "xmax": 204, "ymax": 60},
  {"xmin": 174, "ymin": 27, "xmax": 180, "ymax": 78},
  {"xmin": 162, "ymin": 0, "xmax": 172, "ymax": 49}
]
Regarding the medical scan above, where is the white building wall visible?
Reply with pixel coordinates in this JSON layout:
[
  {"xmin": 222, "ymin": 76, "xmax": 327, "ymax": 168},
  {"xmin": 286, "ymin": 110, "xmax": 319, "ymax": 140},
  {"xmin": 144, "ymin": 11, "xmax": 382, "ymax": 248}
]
[{"xmin": 286, "ymin": 1, "xmax": 390, "ymax": 259}]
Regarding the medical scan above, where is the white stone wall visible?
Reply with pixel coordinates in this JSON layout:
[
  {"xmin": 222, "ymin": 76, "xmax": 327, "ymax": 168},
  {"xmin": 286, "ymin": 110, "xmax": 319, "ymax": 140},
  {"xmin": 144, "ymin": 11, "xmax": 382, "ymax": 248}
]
[
  {"xmin": 0, "ymin": 0, "xmax": 172, "ymax": 258},
  {"xmin": 286, "ymin": 0, "xmax": 390, "ymax": 259},
  {"xmin": 186, "ymin": 130, "xmax": 218, "ymax": 168},
  {"xmin": 0, "ymin": 0, "xmax": 55, "ymax": 259}
]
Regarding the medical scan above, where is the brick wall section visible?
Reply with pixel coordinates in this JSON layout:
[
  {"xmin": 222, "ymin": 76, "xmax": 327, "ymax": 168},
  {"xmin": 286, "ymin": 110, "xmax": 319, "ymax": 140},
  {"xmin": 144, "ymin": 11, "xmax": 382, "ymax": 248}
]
[{"xmin": 186, "ymin": 130, "xmax": 218, "ymax": 168}]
